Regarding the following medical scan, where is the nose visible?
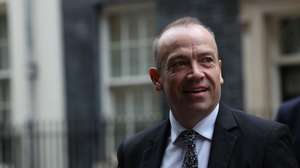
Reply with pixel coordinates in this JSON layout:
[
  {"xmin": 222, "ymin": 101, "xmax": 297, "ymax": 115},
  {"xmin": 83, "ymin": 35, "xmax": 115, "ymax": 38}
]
[{"xmin": 187, "ymin": 61, "xmax": 205, "ymax": 79}]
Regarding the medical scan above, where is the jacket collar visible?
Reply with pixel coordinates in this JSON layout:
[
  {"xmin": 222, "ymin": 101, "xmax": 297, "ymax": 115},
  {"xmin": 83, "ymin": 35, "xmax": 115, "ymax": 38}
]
[
  {"xmin": 140, "ymin": 120, "xmax": 170, "ymax": 168},
  {"xmin": 208, "ymin": 103, "xmax": 239, "ymax": 168},
  {"xmin": 140, "ymin": 103, "xmax": 240, "ymax": 168}
]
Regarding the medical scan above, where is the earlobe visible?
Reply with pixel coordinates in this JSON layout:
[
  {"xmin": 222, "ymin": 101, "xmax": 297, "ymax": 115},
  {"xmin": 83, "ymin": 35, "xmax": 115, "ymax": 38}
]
[
  {"xmin": 220, "ymin": 75, "xmax": 224, "ymax": 84},
  {"xmin": 148, "ymin": 67, "xmax": 162, "ymax": 91},
  {"xmin": 218, "ymin": 59, "xmax": 224, "ymax": 84}
]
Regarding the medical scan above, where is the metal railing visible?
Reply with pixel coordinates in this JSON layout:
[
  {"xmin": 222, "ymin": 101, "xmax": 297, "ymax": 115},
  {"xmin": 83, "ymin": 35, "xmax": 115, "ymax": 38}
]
[{"xmin": 0, "ymin": 117, "xmax": 161, "ymax": 168}]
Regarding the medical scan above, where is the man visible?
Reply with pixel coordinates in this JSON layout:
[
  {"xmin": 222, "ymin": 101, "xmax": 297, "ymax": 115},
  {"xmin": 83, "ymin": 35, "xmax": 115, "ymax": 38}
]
[
  {"xmin": 276, "ymin": 96, "xmax": 300, "ymax": 166},
  {"xmin": 117, "ymin": 17, "xmax": 297, "ymax": 168}
]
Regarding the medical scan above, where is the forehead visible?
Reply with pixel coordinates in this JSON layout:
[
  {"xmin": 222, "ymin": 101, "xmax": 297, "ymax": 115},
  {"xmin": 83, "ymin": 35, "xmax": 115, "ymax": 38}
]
[{"xmin": 158, "ymin": 25, "xmax": 218, "ymax": 58}]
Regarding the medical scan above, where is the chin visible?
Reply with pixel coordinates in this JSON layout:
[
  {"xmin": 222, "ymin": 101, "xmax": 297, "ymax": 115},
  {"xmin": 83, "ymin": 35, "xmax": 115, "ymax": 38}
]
[{"xmin": 189, "ymin": 103, "xmax": 215, "ymax": 114}]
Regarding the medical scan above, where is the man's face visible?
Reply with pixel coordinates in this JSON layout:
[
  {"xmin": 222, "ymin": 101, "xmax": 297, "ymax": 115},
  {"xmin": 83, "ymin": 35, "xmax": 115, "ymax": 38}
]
[{"xmin": 149, "ymin": 25, "xmax": 223, "ymax": 120}]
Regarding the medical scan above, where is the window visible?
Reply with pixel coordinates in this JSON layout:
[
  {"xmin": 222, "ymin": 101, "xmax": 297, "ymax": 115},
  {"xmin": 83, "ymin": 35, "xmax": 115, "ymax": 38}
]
[
  {"xmin": 270, "ymin": 16, "xmax": 300, "ymax": 102},
  {"xmin": 280, "ymin": 65, "xmax": 300, "ymax": 100},
  {"xmin": 100, "ymin": 3, "xmax": 162, "ymax": 159},
  {"xmin": 241, "ymin": 1, "xmax": 300, "ymax": 118},
  {"xmin": 280, "ymin": 17, "xmax": 300, "ymax": 55},
  {"xmin": 259, "ymin": 13, "xmax": 300, "ymax": 116}
]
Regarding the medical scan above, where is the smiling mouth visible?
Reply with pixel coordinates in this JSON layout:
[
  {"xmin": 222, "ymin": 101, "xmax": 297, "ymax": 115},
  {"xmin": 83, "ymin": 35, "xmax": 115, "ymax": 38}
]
[{"xmin": 183, "ymin": 88, "xmax": 209, "ymax": 94}]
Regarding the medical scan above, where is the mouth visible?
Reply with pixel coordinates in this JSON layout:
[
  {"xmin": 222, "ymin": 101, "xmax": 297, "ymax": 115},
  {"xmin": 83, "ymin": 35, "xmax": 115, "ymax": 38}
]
[{"xmin": 183, "ymin": 87, "xmax": 209, "ymax": 94}]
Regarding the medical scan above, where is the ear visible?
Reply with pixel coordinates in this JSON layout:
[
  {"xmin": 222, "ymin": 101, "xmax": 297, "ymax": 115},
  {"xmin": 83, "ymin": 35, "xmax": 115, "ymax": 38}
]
[
  {"xmin": 148, "ymin": 67, "xmax": 162, "ymax": 91},
  {"xmin": 219, "ymin": 60, "xmax": 224, "ymax": 84}
]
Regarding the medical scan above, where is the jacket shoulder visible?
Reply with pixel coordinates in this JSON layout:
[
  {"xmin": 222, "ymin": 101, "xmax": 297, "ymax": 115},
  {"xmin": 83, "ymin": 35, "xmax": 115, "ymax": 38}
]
[
  {"xmin": 122, "ymin": 120, "xmax": 168, "ymax": 148},
  {"xmin": 117, "ymin": 120, "xmax": 169, "ymax": 167},
  {"xmin": 221, "ymin": 105, "xmax": 297, "ymax": 167},
  {"xmin": 229, "ymin": 106, "xmax": 288, "ymax": 138},
  {"xmin": 234, "ymin": 108, "xmax": 281, "ymax": 128}
]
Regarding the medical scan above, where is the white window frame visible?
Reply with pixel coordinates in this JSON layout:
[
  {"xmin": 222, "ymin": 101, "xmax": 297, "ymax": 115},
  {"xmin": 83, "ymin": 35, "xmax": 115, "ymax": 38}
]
[
  {"xmin": 99, "ymin": 2, "xmax": 158, "ymax": 159},
  {"xmin": 241, "ymin": 0, "xmax": 300, "ymax": 118},
  {"xmin": 268, "ymin": 14, "xmax": 300, "ymax": 104},
  {"xmin": 100, "ymin": 2, "xmax": 156, "ymax": 119}
]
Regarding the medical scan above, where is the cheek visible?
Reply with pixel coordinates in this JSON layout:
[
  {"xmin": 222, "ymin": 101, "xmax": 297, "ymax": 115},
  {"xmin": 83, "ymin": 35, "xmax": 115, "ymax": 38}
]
[
  {"xmin": 164, "ymin": 73, "xmax": 185, "ymax": 90},
  {"xmin": 205, "ymin": 70, "xmax": 222, "ymax": 86},
  {"xmin": 167, "ymin": 70, "xmax": 185, "ymax": 81}
]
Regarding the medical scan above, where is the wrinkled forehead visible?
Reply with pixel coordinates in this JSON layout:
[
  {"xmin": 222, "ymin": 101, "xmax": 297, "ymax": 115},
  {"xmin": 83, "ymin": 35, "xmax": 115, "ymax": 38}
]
[{"xmin": 157, "ymin": 25, "xmax": 218, "ymax": 60}]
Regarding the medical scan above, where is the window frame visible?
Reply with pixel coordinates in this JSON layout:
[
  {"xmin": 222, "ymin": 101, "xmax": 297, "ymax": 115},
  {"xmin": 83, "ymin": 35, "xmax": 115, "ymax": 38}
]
[
  {"xmin": 241, "ymin": 0, "xmax": 300, "ymax": 118},
  {"xmin": 99, "ymin": 2, "xmax": 156, "ymax": 119},
  {"xmin": 99, "ymin": 2, "xmax": 159, "ymax": 159},
  {"xmin": 268, "ymin": 14, "xmax": 300, "ymax": 103}
]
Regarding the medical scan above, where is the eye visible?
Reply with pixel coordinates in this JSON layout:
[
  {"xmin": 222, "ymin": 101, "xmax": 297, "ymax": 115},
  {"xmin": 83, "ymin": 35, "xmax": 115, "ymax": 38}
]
[
  {"xmin": 173, "ymin": 59, "xmax": 188, "ymax": 67},
  {"xmin": 199, "ymin": 56, "xmax": 216, "ymax": 68},
  {"xmin": 167, "ymin": 58, "xmax": 189, "ymax": 71},
  {"xmin": 201, "ymin": 57, "xmax": 214, "ymax": 63}
]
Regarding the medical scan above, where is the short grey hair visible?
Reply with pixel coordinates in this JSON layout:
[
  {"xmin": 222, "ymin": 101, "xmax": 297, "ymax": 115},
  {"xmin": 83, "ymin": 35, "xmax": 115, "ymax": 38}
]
[{"xmin": 153, "ymin": 16, "xmax": 215, "ymax": 70}]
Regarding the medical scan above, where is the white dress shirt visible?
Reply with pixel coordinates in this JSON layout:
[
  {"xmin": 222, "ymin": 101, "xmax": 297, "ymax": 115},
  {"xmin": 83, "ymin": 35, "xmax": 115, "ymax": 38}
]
[{"xmin": 161, "ymin": 104, "xmax": 219, "ymax": 168}]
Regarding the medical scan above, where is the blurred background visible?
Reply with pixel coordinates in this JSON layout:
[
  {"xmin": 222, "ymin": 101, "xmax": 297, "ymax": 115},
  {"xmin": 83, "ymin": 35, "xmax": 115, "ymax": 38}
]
[{"xmin": 0, "ymin": 0, "xmax": 299, "ymax": 167}]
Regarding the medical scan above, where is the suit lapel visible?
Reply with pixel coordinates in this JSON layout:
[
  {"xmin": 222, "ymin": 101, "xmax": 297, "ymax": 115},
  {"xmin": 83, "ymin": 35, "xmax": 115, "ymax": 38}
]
[
  {"xmin": 141, "ymin": 120, "xmax": 170, "ymax": 168},
  {"xmin": 208, "ymin": 103, "xmax": 239, "ymax": 168},
  {"xmin": 139, "ymin": 104, "xmax": 239, "ymax": 168}
]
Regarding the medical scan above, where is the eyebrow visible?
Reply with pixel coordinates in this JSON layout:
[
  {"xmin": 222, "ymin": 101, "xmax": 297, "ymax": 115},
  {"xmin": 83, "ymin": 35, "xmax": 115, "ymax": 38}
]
[
  {"xmin": 167, "ymin": 53, "xmax": 189, "ymax": 63},
  {"xmin": 169, "ymin": 49, "xmax": 215, "ymax": 60}
]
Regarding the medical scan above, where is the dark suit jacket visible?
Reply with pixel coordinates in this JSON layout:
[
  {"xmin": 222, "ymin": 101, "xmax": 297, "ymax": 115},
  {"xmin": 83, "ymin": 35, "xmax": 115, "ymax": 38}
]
[
  {"xmin": 276, "ymin": 96, "xmax": 300, "ymax": 166},
  {"xmin": 118, "ymin": 103, "xmax": 298, "ymax": 168}
]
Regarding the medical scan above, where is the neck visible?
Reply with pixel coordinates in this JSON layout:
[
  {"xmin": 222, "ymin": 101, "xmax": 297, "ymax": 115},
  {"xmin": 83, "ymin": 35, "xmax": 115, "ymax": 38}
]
[
  {"xmin": 171, "ymin": 105, "xmax": 218, "ymax": 129},
  {"xmin": 172, "ymin": 111, "xmax": 210, "ymax": 129}
]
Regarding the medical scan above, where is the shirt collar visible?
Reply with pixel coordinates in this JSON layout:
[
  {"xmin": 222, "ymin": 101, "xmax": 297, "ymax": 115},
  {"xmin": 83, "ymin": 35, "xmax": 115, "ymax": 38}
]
[{"xmin": 169, "ymin": 104, "xmax": 219, "ymax": 143}]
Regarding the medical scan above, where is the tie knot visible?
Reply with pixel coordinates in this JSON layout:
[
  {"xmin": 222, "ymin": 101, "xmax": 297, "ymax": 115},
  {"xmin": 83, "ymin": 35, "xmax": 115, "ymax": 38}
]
[{"xmin": 179, "ymin": 130, "xmax": 198, "ymax": 146}]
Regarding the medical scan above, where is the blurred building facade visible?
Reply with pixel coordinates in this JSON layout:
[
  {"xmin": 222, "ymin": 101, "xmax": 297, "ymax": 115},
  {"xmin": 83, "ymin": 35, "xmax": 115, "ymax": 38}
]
[
  {"xmin": 0, "ymin": 0, "xmax": 299, "ymax": 167},
  {"xmin": 2, "ymin": 0, "xmax": 67, "ymax": 168},
  {"xmin": 241, "ymin": 0, "xmax": 300, "ymax": 118}
]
